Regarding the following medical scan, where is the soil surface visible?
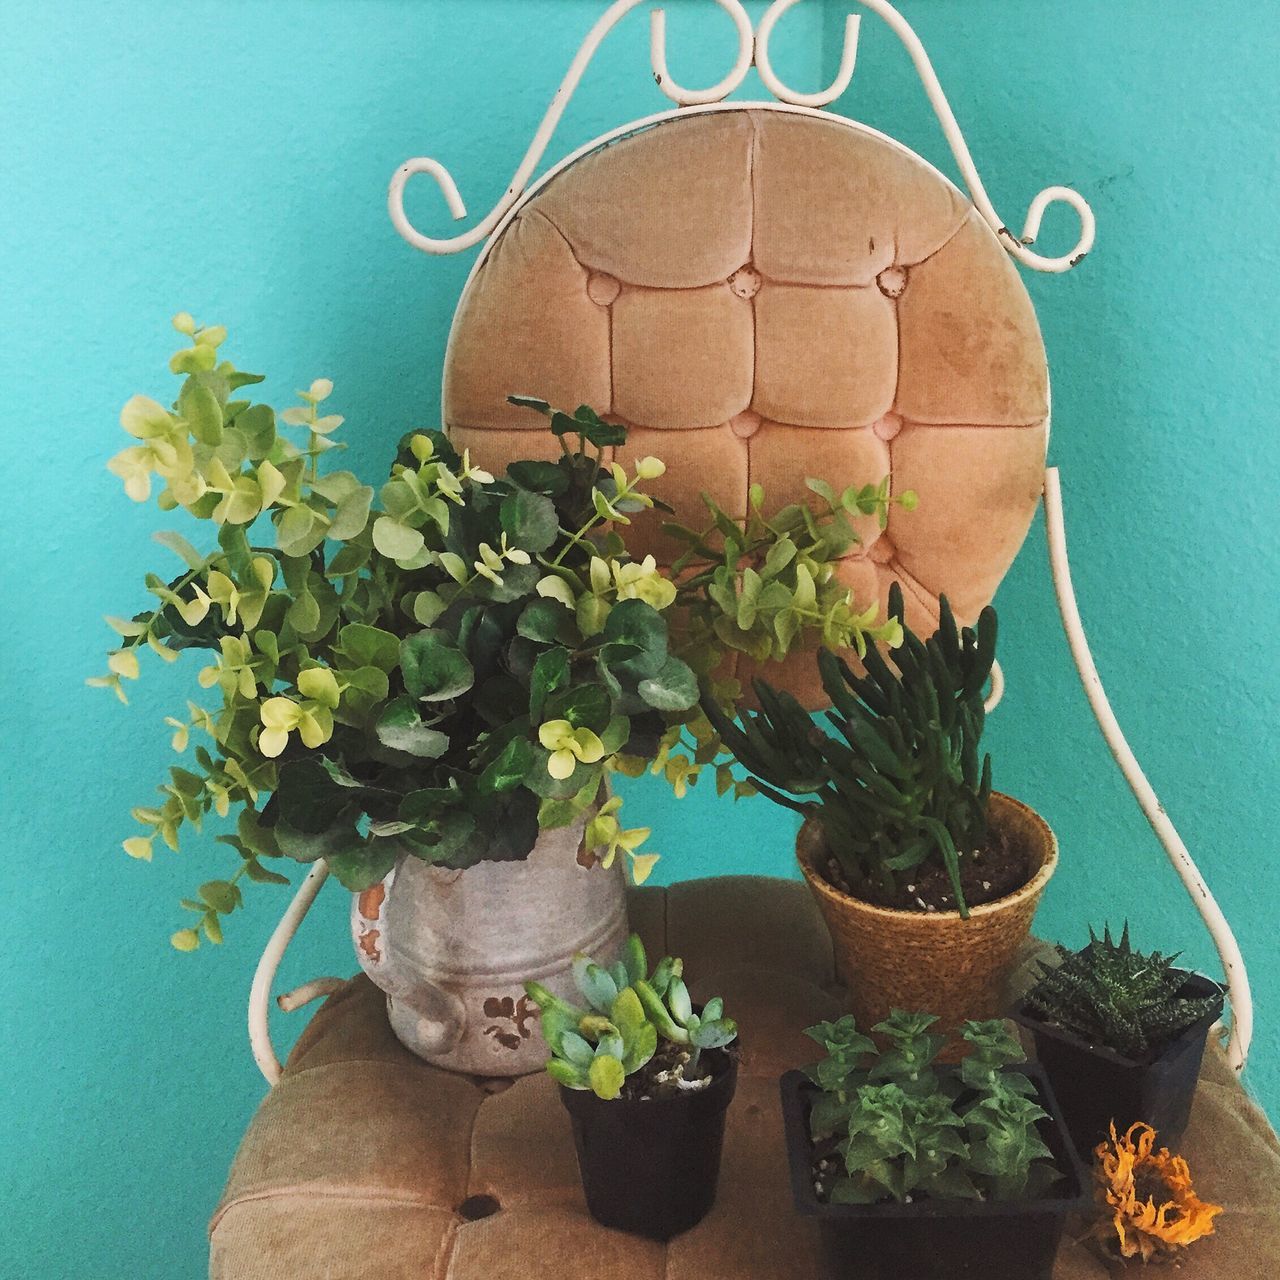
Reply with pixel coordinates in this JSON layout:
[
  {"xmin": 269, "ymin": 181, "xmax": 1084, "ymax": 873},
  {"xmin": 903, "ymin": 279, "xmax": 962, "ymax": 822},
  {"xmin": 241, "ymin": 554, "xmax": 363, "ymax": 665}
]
[
  {"xmin": 620, "ymin": 1041, "xmax": 727, "ymax": 1102},
  {"xmin": 822, "ymin": 822, "xmax": 1030, "ymax": 913}
]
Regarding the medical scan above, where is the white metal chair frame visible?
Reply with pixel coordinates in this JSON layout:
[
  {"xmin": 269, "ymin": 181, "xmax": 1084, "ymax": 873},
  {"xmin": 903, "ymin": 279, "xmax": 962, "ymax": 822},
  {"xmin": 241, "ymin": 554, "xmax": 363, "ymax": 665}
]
[{"xmin": 247, "ymin": 0, "xmax": 1251, "ymax": 1086}]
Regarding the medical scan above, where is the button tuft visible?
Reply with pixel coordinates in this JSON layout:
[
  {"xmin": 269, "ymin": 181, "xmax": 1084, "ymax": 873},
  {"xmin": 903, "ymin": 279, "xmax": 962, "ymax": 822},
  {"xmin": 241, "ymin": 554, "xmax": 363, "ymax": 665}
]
[
  {"xmin": 586, "ymin": 273, "xmax": 621, "ymax": 306},
  {"xmin": 876, "ymin": 265, "xmax": 909, "ymax": 299}
]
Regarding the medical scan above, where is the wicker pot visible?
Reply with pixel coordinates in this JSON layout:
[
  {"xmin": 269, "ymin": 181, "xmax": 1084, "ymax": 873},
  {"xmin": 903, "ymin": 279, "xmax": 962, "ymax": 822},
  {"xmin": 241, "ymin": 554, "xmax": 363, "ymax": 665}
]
[{"xmin": 796, "ymin": 792, "xmax": 1057, "ymax": 1049}]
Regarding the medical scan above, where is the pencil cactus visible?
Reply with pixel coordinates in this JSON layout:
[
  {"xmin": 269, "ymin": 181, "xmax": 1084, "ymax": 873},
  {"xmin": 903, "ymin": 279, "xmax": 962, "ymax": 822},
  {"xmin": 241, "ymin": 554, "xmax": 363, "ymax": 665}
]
[
  {"xmin": 526, "ymin": 933, "xmax": 737, "ymax": 1099},
  {"xmin": 704, "ymin": 582, "xmax": 995, "ymax": 916}
]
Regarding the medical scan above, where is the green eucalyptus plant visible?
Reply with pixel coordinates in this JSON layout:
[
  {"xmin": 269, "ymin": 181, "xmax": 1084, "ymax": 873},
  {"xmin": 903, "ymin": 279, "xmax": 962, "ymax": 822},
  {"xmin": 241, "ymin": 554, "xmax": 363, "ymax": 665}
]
[
  {"xmin": 1022, "ymin": 925, "xmax": 1220, "ymax": 1060},
  {"xmin": 804, "ymin": 1011, "xmax": 1058, "ymax": 1204},
  {"xmin": 635, "ymin": 478, "xmax": 910, "ymax": 802},
  {"xmin": 525, "ymin": 933, "xmax": 737, "ymax": 1100},
  {"xmin": 94, "ymin": 319, "xmax": 911, "ymax": 950},
  {"xmin": 705, "ymin": 584, "xmax": 996, "ymax": 916}
]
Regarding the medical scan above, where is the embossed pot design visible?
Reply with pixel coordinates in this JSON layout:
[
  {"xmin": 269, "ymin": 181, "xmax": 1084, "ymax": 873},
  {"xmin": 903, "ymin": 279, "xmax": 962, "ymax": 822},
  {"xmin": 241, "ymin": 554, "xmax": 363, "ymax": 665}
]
[
  {"xmin": 797, "ymin": 792, "xmax": 1058, "ymax": 1049},
  {"xmin": 352, "ymin": 812, "xmax": 628, "ymax": 1076}
]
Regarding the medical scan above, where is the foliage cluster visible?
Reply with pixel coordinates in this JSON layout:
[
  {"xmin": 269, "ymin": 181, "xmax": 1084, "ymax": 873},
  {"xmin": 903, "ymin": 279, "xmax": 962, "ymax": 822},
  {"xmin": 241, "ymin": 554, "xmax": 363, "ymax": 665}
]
[
  {"xmin": 804, "ymin": 1012, "xmax": 1058, "ymax": 1204},
  {"xmin": 525, "ymin": 933, "xmax": 737, "ymax": 1100},
  {"xmin": 706, "ymin": 585, "xmax": 995, "ymax": 916},
  {"xmin": 94, "ymin": 319, "xmax": 909, "ymax": 948}
]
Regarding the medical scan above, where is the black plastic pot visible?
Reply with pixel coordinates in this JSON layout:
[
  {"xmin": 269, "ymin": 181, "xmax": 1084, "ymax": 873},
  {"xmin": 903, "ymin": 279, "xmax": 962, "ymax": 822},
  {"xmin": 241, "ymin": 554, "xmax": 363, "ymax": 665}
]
[
  {"xmin": 1010, "ymin": 970, "xmax": 1224, "ymax": 1155},
  {"xmin": 779, "ymin": 1064, "xmax": 1090, "ymax": 1280},
  {"xmin": 558, "ymin": 1047, "xmax": 738, "ymax": 1241}
]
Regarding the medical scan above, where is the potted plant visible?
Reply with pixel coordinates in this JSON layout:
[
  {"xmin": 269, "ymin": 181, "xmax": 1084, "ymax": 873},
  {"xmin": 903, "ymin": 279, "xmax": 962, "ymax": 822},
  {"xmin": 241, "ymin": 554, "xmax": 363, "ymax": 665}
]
[
  {"xmin": 1010, "ymin": 925, "xmax": 1224, "ymax": 1153},
  {"xmin": 705, "ymin": 587, "xmax": 1057, "ymax": 1046},
  {"xmin": 525, "ymin": 933, "xmax": 739, "ymax": 1240},
  {"xmin": 779, "ymin": 1011, "xmax": 1090, "ymax": 1280},
  {"xmin": 93, "ymin": 316, "xmax": 903, "ymax": 1072}
]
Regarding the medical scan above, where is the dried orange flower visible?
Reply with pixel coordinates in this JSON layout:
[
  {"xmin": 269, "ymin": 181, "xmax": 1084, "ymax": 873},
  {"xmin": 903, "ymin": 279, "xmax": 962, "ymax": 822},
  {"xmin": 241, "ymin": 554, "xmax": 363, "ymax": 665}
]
[{"xmin": 1093, "ymin": 1121, "xmax": 1222, "ymax": 1262}]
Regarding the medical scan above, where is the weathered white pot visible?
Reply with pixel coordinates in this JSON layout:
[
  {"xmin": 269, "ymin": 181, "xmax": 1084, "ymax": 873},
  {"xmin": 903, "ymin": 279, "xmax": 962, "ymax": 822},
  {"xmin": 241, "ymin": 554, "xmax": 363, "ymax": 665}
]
[{"xmin": 351, "ymin": 813, "xmax": 627, "ymax": 1076}]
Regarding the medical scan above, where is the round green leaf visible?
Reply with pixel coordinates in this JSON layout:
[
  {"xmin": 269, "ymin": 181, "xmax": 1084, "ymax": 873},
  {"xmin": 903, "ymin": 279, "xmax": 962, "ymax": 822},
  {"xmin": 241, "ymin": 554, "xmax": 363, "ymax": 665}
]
[
  {"xmin": 371, "ymin": 515, "xmax": 425, "ymax": 561},
  {"xmin": 180, "ymin": 380, "xmax": 224, "ymax": 446},
  {"xmin": 375, "ymin": 696, "xmax": 450, "ymax": 758},
  {"xmin": 500, "ymin": 489, "xmax": 559, "ymax": 553},
  {"xmin": 400, "ymin": 630, "xmax": 474, "ymax": 702},
  {"xmin": 338, "ymin": 623, "xmax": 400, "ymax": 672},
  {"xmin": 637, "ymin": 655, "xmax": 698, "ymax": 711},
  {"xmin": 602, "ymin": 599, "xmax": 667, "ymax": 678}
]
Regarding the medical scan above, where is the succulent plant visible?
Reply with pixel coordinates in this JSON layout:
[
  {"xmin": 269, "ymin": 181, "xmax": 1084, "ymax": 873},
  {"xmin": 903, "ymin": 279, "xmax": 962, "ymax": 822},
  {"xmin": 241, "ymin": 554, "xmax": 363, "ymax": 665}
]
[
  {"xmin": 804, "ymin": 1011, "xmax": 1057, "ymax": 1204},
  {"xmin": 1023, "ymin": 925, "xmax": 1220, "ymax": 1060},
  {"xmin": 525, "ymin": 933, "xmax": 737, "ymax": 1100},
  {"xmin": 705, "ymin": 583, "xmax": 995, "ymax": 916}
]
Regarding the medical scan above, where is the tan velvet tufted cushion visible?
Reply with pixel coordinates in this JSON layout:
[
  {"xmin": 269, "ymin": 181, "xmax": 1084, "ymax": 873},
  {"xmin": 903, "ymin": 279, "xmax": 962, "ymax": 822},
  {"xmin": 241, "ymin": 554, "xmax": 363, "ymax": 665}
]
[
  {"xmin": 443, "ymin": 109, "xmax": 1049, "ymax": 706},
  {"xmin": 211, "ymin": 879, "xmax": 1279, "ymax": 1279}
]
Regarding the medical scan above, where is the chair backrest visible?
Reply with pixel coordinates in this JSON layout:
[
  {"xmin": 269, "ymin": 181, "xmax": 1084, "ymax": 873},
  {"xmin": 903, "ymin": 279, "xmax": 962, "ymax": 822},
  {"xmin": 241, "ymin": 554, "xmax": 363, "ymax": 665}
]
[{"xmin": 443, "ymin": 106, "xmax": 1048, "ymax": 706}]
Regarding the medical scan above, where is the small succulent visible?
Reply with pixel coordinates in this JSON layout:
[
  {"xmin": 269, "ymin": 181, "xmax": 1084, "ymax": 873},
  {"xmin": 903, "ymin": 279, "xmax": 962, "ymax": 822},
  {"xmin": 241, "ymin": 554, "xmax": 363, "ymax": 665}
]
[
  {"xmin": 525, "ymin": 934, "xmax": 737, "ymax": 1100},
  {"xmin": 1023, "ymin": 925, "xmax": 1220, "ymax": 1060},
  {"xmin": 705, "ymin": 583, "xmax": 995, "ymax": 916},
  {"xmin": 805, "ymin": 1011, "xmax": 1057, "ymax": 1204}
]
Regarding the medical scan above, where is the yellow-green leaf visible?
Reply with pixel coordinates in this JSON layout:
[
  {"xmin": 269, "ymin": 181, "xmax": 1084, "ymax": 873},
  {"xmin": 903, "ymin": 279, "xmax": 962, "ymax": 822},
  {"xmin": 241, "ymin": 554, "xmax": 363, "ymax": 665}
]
[
  {"xmin": 122, "ymin": 836, "xmax": 154, "ymax": 861},
  {"xmin": 588, "ymin": 1054, "xmax": 625, "ymax": 1100}
]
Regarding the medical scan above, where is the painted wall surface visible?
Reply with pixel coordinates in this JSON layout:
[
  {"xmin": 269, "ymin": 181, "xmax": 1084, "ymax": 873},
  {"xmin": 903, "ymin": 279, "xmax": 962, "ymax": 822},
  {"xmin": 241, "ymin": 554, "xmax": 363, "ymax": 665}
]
[{"xmin": 1, "ymin": 2, "xmax": 1276, "ymax": 1275}]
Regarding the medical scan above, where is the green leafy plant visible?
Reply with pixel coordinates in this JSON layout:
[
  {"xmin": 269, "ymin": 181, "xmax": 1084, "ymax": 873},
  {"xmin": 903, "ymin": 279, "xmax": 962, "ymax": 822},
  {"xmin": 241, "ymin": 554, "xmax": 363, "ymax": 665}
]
[
  {"xmin": 1022, "ymin": 925, "xmax": 1220, "ymax": 1060},
  {"xmin": 525, "ymin": 933, "xmax": 737, "ymax": 1100},
  {"xmin": 93, "ymin": 319, "xmax": 911, "ymax": 950},
  {"xmin": 636, "ymin": 476, "xmax": 912, "ymax": 805},
  {"xmin": 804, "ymin": 1011, "xmax": 1058, "ymax": 1204},
  {"xmin": 705, "ymin": 584, "xmax": 996, "ymax": 916}
]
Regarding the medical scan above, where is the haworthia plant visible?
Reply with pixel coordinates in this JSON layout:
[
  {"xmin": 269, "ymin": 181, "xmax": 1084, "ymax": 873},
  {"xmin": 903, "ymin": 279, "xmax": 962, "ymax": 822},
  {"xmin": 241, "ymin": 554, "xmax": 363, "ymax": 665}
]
[{"xmin": 1022, "ymin": 924, "xmax": 1220, "ymax": 1060}]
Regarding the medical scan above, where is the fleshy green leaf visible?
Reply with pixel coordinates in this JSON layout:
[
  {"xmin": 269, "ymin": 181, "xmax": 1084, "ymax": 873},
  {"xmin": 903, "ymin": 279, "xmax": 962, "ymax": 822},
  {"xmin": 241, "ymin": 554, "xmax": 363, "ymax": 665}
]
[
  {"xmin": 375, "ymin": 696, "xmax": 450, "ymax": 758},
  {"xmin": 588, "ymin": 1054, "xmax": 626, "ymax": 1100}
]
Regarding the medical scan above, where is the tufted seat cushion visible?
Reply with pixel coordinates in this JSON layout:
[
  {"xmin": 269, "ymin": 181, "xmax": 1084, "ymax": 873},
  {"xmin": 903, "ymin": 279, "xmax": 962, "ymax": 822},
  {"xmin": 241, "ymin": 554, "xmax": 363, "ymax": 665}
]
[
  {"xmin": 443, "ymin": 110, "xmax": 1050, "ymax": 706},
  {"xmin": 211, "ymin": 878, "xmax": 1279, "ymax": 1278}
]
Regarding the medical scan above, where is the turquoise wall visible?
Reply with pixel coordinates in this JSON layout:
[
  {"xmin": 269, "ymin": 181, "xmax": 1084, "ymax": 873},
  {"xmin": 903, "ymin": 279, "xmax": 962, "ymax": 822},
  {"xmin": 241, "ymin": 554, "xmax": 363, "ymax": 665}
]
[{"xmin": 2, "ymin": 2, "xmax": 1276, "ymax": 1275}]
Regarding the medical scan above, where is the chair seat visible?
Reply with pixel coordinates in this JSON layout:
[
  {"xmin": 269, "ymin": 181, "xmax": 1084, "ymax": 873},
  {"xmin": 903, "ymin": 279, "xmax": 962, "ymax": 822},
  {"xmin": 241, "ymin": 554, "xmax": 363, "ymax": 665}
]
[{"xmin": 211, "ymin": 877, "xmax": 1280, "ymax": 1278}]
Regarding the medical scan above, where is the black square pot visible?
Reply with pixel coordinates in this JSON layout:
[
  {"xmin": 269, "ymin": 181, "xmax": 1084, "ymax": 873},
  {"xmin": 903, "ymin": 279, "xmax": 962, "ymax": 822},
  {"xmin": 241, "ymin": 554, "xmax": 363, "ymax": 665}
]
[
  {"xmin": 779, "ymin": 1064, "xmax": 1091, "ymax": 1280},
  {"xmin": 558, "ymin": 1048, "xmax": 738, "ymax": 1241},
  {"xmin": 1010, "ymin": 971, "xmax": 1224, "ymax": 1155}
]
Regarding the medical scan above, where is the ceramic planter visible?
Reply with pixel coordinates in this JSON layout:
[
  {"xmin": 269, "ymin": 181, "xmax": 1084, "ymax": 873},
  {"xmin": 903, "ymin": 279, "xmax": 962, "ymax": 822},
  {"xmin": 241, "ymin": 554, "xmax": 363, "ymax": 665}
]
[
  {"xmin": 559, "ymin": 1048, "xmax": 738, "ymax": 1241},
  {"xmin": 1010, "ymin": 972, "xmax": 1224, "ymax": 1154},
  {"xmin": 779, "ymin": 1063, "xmax": 1090, "ymax": 1280},
  {"xmin": 351, "ymin": 811, "xmax": 627, "ymax": 1075},
  {"xmin": 797, "ymin": 792, "xmax": 1057, "ymax": 1050}
]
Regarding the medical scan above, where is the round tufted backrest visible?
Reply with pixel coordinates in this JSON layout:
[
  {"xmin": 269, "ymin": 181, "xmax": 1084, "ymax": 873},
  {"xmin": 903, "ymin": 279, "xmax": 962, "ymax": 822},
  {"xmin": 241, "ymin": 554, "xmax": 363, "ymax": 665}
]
[{"xmin": 443, "ymin": 108, "xmax": 1048, "ymax": 707}]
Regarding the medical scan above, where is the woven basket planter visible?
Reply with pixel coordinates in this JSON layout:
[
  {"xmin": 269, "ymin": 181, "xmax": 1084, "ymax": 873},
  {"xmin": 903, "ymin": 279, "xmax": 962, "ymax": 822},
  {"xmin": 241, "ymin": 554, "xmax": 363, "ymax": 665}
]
[{"xmin": 797, "ymin": 792, "xmax": 1057, "ymax": 1052}]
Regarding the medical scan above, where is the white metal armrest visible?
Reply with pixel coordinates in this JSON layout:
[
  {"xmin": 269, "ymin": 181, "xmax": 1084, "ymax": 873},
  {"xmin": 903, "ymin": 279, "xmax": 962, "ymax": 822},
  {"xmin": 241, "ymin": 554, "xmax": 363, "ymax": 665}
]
[{"xmin": 1043, "ymin": 467, "xmax": 1251, "ymax": 1072}]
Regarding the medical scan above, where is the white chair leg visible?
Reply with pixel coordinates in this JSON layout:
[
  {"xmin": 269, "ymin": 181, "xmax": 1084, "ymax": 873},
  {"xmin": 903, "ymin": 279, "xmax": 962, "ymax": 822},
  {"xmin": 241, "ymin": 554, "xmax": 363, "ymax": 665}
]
[
  {"xmin": 1043, "ymin": 466, "xmax": 1252, "ymax": 1072},
  {"xmin": 247, "ymin": 862, "xmax": 336, "ymax": 1085}
]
